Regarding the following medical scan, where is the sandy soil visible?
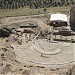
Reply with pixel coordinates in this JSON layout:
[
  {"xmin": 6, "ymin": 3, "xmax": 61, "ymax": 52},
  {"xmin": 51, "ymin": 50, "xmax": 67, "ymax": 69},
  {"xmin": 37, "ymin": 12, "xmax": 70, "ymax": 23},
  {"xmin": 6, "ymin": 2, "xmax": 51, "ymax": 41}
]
[
  {"xmin": 0, "ymin": 15, "xmax": 75, "ymax": 75},
  {"xmin": 0, "ymin": 16, "xmax": 51, "ymax": 31}
]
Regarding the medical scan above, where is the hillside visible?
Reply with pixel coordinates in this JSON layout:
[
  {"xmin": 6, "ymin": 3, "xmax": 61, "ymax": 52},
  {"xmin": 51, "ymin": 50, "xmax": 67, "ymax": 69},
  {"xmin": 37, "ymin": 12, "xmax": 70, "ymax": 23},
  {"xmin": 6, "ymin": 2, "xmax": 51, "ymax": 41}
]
[{"xmin": 0, "ymin": 0, "xmax": 74, "ymax": 9}]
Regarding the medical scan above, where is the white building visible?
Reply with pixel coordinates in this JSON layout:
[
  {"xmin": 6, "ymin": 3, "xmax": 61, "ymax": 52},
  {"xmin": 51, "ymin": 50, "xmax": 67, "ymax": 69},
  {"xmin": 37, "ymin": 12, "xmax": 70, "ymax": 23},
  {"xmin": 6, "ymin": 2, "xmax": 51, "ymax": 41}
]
[{"xmin": 50, "ymin": 13, "xmax": 68, "ymax": 27}]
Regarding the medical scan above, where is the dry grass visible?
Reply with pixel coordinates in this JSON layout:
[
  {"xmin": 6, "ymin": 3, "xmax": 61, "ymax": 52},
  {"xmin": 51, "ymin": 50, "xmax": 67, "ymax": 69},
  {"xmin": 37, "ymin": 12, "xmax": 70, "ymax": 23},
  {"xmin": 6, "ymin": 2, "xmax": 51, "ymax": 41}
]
[{"xmin": 0, "ymin": 6, "xmax": 70, "ymax": 19}]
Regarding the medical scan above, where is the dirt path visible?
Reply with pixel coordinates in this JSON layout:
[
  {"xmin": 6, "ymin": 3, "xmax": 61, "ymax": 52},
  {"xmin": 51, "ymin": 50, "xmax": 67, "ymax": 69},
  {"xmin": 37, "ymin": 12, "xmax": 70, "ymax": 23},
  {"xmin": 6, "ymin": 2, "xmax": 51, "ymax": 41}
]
[{"xmin": 0, "ymin": 16, "xmax": 50, "ymax": 31}]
